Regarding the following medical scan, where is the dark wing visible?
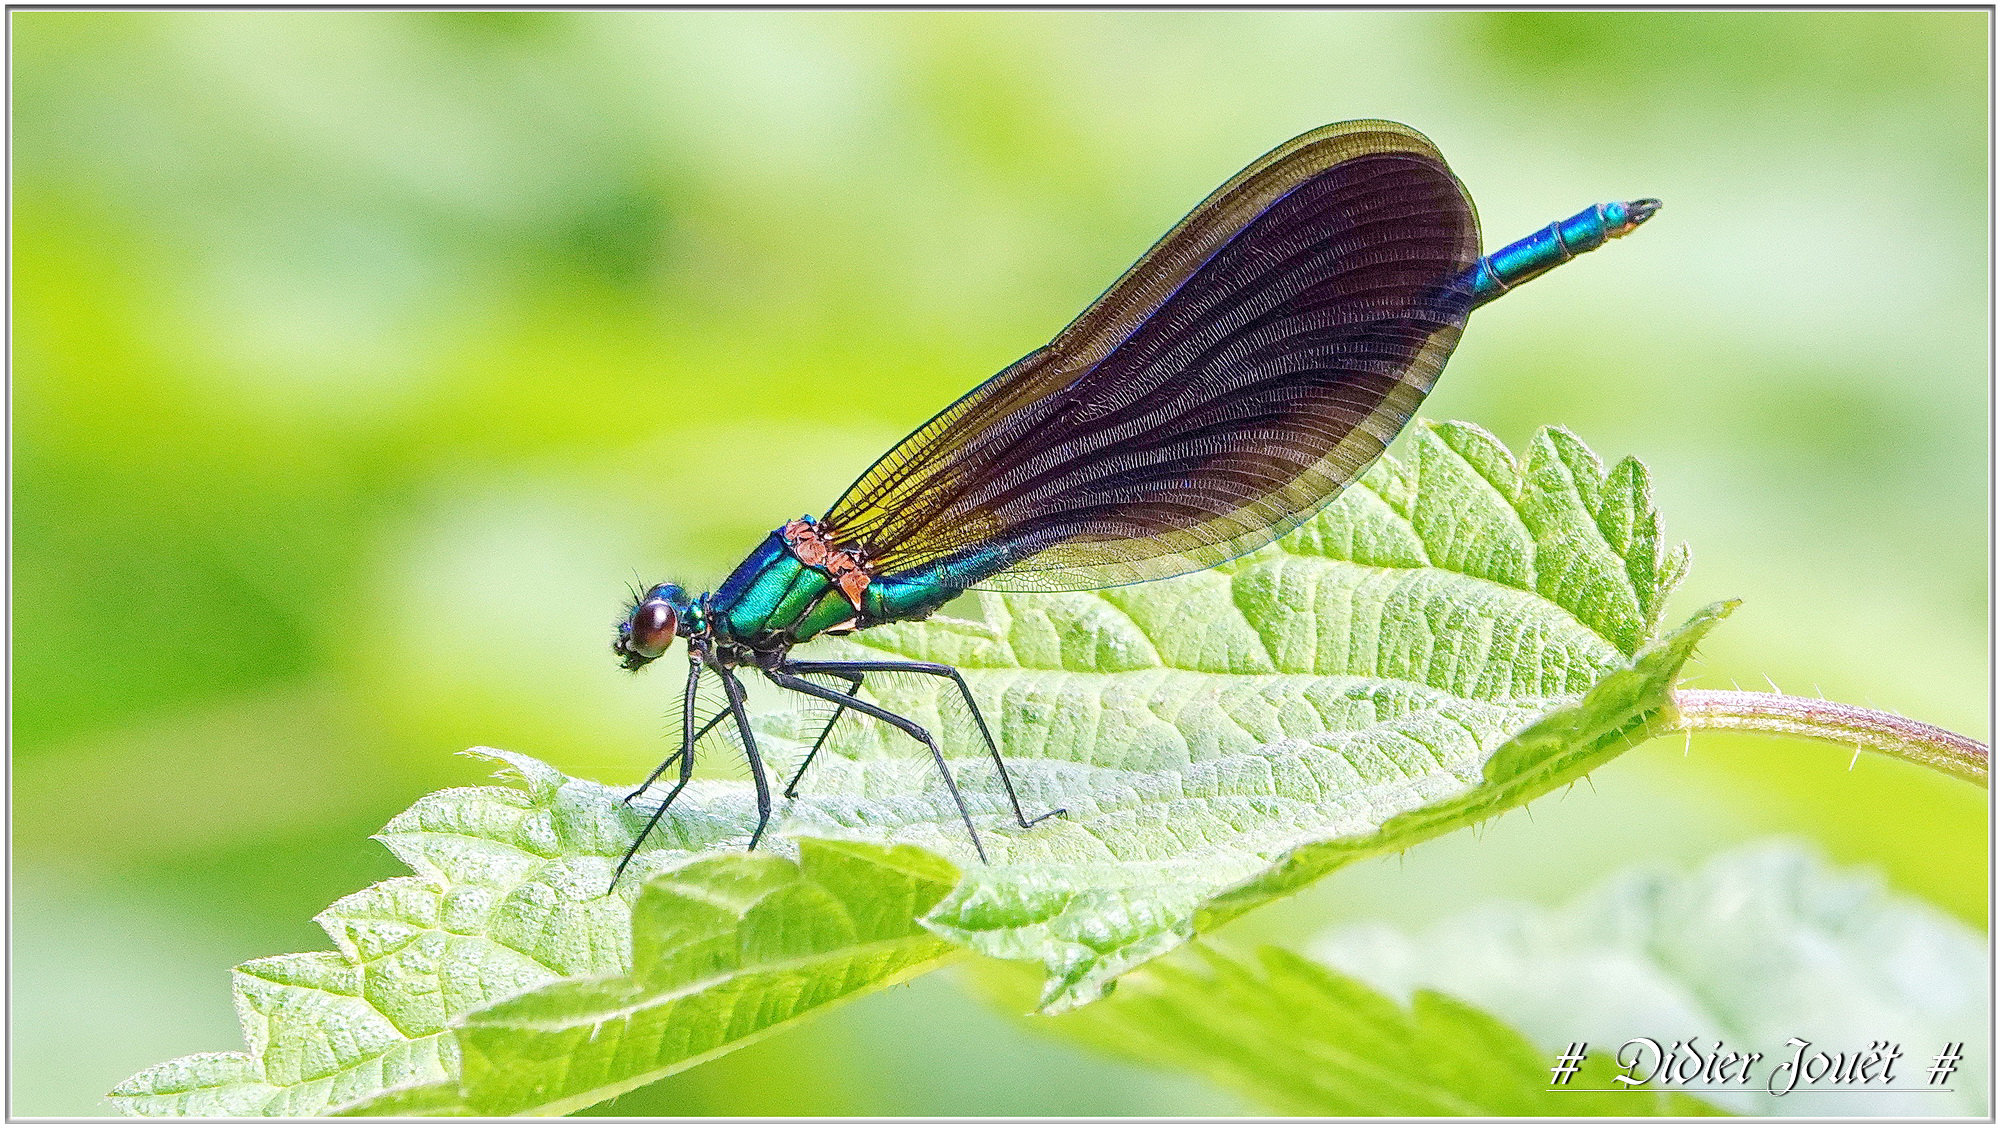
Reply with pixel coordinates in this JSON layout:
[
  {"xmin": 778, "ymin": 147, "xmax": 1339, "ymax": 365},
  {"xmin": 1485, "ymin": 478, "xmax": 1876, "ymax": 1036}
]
[{"xmin": 821, "ymin": 119, "xmax": 1481, "ymax": 592}]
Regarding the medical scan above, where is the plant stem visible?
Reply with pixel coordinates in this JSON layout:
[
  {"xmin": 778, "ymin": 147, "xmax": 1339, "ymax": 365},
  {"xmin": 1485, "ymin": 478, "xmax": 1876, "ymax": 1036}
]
[{"xmin": 1667, "ymin": 689, "xmax": 1988, "ymax": 787}]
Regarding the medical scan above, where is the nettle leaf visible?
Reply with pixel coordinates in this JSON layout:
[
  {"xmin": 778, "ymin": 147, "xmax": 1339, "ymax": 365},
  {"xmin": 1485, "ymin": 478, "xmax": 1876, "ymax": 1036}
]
[
  {"xmin": 1314, "ymin": 840, "xmax": 1990, "ymax": 1117},
  {"xmin": 1001, "ymin": 945, "xmax": 1723, "ymax": 1116},
  {"xmin": 110, "ymin": 754, "xmax": 960, "ymax": 1117},
  {"xmin": 343, "ymin": 837, "xmax": 959, "ymax": 1116},
  {"xmin": 111, "ymin": 422, "xmax": 1728, "ymax": 1115},
  {"xmin": 800, "ymin": 422, "xmax": 1726, "ymax": 1008}
]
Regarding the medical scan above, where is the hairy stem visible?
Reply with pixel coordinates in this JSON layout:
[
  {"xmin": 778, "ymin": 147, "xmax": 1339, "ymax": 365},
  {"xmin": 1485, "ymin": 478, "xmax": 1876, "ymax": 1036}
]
[{"xmin": 1668, "ymin": 689, "xmax": 1987, "ymax": 787}]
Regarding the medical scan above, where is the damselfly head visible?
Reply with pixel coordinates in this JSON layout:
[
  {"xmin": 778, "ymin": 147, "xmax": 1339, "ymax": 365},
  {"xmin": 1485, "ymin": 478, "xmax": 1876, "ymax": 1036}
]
[{"xmin": 615, "ymin": 583, "xmax": 693, "ymax": 670}]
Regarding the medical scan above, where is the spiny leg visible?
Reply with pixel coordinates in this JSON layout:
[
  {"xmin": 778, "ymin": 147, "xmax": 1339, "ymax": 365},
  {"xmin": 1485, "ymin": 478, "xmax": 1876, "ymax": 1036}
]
[
  {"xmin": 766, "ymin": 667, "xmax": 991, "ymax": 864},
  {"xmin": 781, "ymin": 672, "xmax": 863, "ymax": 798},
  {"xmin": 718, "ymin": 666, "xmax": 775, "ymax": 850},
  {"xmin": 623, "ymin": 709, "xmax": 728, "ymax": 804},
  {"xmin": 783, "ymin": 659, "xmax": 1063, "ymax": 829},
  {"xmin": 613, "ymin": 656, "xmax": 705, "ymax": 890}
]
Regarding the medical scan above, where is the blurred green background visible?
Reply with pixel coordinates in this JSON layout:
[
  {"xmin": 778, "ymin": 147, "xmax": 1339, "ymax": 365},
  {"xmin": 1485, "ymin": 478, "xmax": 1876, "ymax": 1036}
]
[{"xmin": 12, "ymin": 10, "xmax": 1988, "ymax": 1116}]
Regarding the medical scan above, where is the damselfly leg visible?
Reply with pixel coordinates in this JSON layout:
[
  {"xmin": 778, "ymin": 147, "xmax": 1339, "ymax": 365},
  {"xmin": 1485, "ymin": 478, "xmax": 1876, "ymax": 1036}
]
[
  {"xmin": 763, "ymin": 666, "xmax": 991, "ymax": 861},
  {"xmin": 615, "ymin": 657, "xmax": 1063, "ymax": 885},
  {"xmin": 612, "ymin": 657, "xmax": 707, "ymax": 889},
  {"xmin": 717, "ymin": 667, "xmax": 774, "ymax": 853},
  {"xmin": 623, "ymin": 709, "xmax": 728, "ymax": 803},
  {"xmin": 780, "ymin": 670, "xmax": 863, "ymax": 798},
  {"xmin": 781, "ymin": 659, "xmax": 1064, "ymax": 832}
]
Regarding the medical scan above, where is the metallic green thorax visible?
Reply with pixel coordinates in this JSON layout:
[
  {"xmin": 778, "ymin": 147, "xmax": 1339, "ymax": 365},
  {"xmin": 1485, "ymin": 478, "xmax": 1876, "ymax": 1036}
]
[{"xmin": 708, "ymin": 522, "xmax": 965, "ymax": 650}]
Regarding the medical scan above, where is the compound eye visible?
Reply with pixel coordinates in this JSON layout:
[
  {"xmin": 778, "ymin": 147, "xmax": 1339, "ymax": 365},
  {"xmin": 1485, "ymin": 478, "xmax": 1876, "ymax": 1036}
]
[{"xmin": 628, "ymin": 600, "xmax": 678, "ymax": 659}]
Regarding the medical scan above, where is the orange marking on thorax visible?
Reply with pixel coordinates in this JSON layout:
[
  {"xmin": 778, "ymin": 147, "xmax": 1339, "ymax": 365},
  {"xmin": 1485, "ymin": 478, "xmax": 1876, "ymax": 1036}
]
[{"xmin": 781, "ymin": 518, "xmax": 873, "ymax": 609}]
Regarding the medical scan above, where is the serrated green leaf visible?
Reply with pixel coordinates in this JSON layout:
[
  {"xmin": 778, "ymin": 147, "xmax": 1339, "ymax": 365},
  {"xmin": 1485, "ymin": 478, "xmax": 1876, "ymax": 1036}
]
[
  {"xmin": 337, "ymin": 839, "xmax": 958, "ymax": 1116},
  {"xmin": 113, "ymin": 423, "xmax": 1730, "ymax": 1115},
  {"xmin": 799, "ymin": 422, "xmax": 1726, "ymax": 1009},
  {"xmin": 111, "ymin": 753, "xmax": 959, "ymax": 1118},
  {"xmin": 106, "ymin": 1052, "xmax": 281, "ymax": 1118},
  {"xmin": 1315, "ymin": 840, "xmax": 1990, "ymax": 1117},
  {"xmin": 1000, "ymin": 945, "xmax": 1723, "ymax": 1116},
  {"xmin": 111, "ymin": 753, "xmax": 634, "ymax": 1116}
]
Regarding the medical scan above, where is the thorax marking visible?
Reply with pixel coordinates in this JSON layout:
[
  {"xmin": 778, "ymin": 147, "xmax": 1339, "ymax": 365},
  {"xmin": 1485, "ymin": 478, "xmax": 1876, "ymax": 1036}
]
[{"xmin": 781, "ymin": 517, "xmax": 873, "ymax": 607}]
